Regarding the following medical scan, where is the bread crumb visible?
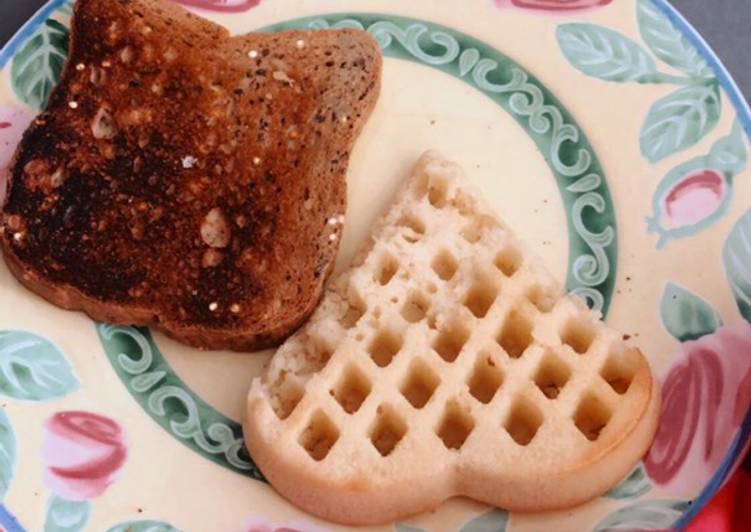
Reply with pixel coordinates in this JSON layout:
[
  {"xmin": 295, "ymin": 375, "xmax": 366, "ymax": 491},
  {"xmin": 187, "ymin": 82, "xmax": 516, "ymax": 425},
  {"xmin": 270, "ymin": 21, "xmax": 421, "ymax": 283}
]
[
  {"xmin": 202, "ymin": 248, "xmax": 223, "ymax": 268},
  {"xmin": 90, "ymin": 66, "xmax": 106, "ymax": 85},
  {"xmin": 91, "ymin": 107, "xmax": 117, "ymax": 139},
  {"xmin": 209, "ymin": 302, "xmax": 218, "ymax": 312},
  {"xmin": 201, "ymin": 208, "xmax": 231, "ymax": 248},
  {"xmin": 6, "ymin": 215, "xmax": 21, "ymax": 231},
  {"xmin": 272, "ymin": 70, "xmax": 294, "ymax": 85},
  {"xmin": 119, "ymin": 46, "xmax": 134, "ymax": 63},
  {"xmin": 248, "ymin": 50, "xmax": 258, "ymax": 59},
  {"xmin": 182, "ymin": 155, "xmax": 198, "ymax": 169},
  {"xmin": 68, "ymin": 101, "xmax": 78, "ymax": 109},
  {"xmin": 50, "ymin": 166, "xmax": 66, "ymax": 188},
  {"xmin": 163, "ymin": 47, "xmax": 178, "ymax": 62}
]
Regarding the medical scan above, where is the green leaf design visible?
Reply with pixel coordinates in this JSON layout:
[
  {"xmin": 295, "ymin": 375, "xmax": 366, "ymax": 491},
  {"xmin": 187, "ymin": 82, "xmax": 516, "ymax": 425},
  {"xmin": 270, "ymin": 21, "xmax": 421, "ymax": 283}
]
[
  {"xmin": 0, "ymin": 408, "xmax": 16, "ymax": 500},
  {"xmin": 594, "ymin": 499, "xmax": 690, "ymax": 531},
  {"xmin": 106, "ymin": 520, "xmax": 181, "ymax": 532},
  {"xmin": 660, "ymin": 283, "xmax": 722, "ymax": 341},
  {"xmin": 640, "ymin": 83, "xmax": 721, "ymax": 163},
  {"xmin": 59, "ymin": 0, "xmax": 75, "ymax": 16},
  {"xmin": 11, "ymin": 19, "xmax": 69, "ymax": 111},
  {"xmin": 636, "ymin": 0, "xmax": 712, "ymax": 78},
  {"xmin": 724, "ymin": 208, "xmax": 751, "ymax": 323},
  {"xmin": 709, "ymin": 119, "xmax": 748, "ymax": 174},
  {"xmin": 556, "ymin": 24, "xmax": 656, "ymax": 83},
  {"xmin": 459, "ymin": 508, "xmax": 509, "ymax": 532},
  {"xmin": 44, "ymin": 496, "xmax": 91, "ymax": 532},
  {"xmin": 0, "ymin": 330, "xmax": 79, "ymax": 401},
  {"xmin": 604, "ymin": 464, "xmax": 652, "ymax": 499}
]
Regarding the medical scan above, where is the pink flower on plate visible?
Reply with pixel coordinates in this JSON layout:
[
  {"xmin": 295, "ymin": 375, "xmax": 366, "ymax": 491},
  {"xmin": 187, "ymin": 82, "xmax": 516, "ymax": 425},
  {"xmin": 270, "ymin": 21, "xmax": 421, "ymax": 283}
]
[
  {"xmin": 644, "ymin": 323, "xmax": 751, "ymax": 495},
  {"xmin": 662, "ymin": 169, "xmax": 726, "ymax": 228},
  {"xmin": 243, "ymin": 516, "xmax": 327, "ymax": 532},
  {"xmin": 172, "ymin": 0, "xmax": 261, "ymax": 13},
  {"xmin": 492, "ymin": 0, "xmax": 612, "ymax": 11},
  {"xmin": 0, "ymin": 105, "xmax": 33, "ymax": 204},
  {"xmin": 41, "ymin": 411, "xmax": 128, "ymax": 501}
]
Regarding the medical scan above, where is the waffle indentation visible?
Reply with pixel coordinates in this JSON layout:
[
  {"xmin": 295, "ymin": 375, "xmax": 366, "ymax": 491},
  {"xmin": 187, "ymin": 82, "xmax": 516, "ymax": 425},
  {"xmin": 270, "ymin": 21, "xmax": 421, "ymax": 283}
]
[
  {"xmin": 504, "ymin": 396, "xmax": 542, "ymax": 446},
  {"xmin": 461, "ymin": 214, "xmax": 494, "ymax": 244},
  {"xmin": 401, "ymin": 291, "xmax": 430, "ymax": 323},
  {"xmin": 436, "ymin": 401, "xmax": 475, "ymax": 450},
  {"xmin": 561, "ymin": 319, "xmax": 595, "ymax": 355},
  {"xmin": 463, "ymin": 276, "xmax": 499, "ymax": 319},
  {"xmin": 494, "ymin": 245, "xmax": 522, "ymax": 277},
  {"xmin": 433, "ymin": 320, "xmax": 470, "ymax": 363},
  {"xmin": 309, "ymin": 335, "xmax": 334, "ymax": 370},
  {"xmin": 534, "ymin": 351, "xmax": 571, "ymax": 399},
  {"xmin": 497, "ymin": 311, "xmax": 532, "ymax": 359},
  {"xmin": 467, "ymin": 353, "xmax": 503, "ymax": 404},
  {"xmin": 368, "ymin": 328, "xmax": 402, "ymax": 367},
  {"xmin": 600, "ymin": 351, "xmax": 636, "ymax": 395},
  {"xmin": 526, "ymin": 284, "xmax": 555, "ymax": 313},
  {"xmin": 574, "ymin": 394, "xmax": 612, "ymax": 441},
  {"xmin": 299, "ymin": 410, "xmax": 339, "ymax": 461},
  {"xmin": 428, "ymin": 175, "xmax": 449, "ymax": 208},
  {"xmin": 369, "ymin": 404, "xmax": 408, "ymax": 457},
  {"xmin": 331, "ymin": 364, "xmax": 371, "ymax": 414},
  {"xmin": 377, "ymin": 252, "xmax": 399, "ymax": 285},
  {"xmin": 340, "ymin": 285, "xmax": 366, "ymax": 329},
  {"xmin": 431, "ymin": 250, "xmax": 458, "ymax": 281},
  {"xmin": 272, "ymin": 379, "xmax": 304, "ymax": 420},
  {"xmin": 399, "ymin": 213, "xmax": 426, "ymax": 243},
  {"xmin": 400, "ymin": 358, "xmax": 440, "ymax": 409}
]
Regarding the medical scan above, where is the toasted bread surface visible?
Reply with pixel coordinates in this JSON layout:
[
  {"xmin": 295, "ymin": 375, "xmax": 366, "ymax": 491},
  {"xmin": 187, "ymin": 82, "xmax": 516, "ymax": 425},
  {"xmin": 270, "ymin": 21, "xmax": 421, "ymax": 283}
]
[
  {"xmin": 244, "ymin": 151, "xmax": 660, "ymax": 525},
  {"xmin": 0, "ymin": 0, "xmax": 381, "ymax": 351}
]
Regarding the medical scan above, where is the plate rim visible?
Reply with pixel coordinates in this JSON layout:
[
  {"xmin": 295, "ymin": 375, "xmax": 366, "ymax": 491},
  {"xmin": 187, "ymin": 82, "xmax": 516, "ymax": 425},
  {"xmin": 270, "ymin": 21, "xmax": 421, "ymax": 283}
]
[{"xmin": 1, "ymin": 0, "xmax": 750, "ymax": 529}]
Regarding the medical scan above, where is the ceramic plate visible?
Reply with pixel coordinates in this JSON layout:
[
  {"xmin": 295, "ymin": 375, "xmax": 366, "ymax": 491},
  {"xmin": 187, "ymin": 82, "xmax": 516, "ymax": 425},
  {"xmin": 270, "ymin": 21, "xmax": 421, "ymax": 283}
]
[{"xmin": 1, "ymin": 0, "xmax": 751, "ymax": 530}]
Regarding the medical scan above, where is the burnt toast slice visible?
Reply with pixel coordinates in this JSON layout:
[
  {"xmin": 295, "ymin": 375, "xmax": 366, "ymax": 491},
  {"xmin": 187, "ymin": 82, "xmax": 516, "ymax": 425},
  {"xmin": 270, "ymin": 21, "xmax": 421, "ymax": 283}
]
[{"xmin": 0, "ymin": 0, "xmax": 381, "ymax": 351}]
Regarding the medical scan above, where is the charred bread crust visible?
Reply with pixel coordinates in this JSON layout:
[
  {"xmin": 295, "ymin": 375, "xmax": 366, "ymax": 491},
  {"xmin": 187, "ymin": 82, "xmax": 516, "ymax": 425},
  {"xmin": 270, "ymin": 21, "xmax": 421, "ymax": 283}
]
[{"xmin": 0, "ymin": 0, "xmax": 382, "ymax": 351}]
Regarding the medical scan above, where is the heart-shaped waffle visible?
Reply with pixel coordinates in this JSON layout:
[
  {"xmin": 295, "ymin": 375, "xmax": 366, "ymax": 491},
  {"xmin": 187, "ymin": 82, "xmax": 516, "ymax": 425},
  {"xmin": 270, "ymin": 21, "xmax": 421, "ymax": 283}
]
[{"xmin": 245, "ymin": 151, "xmax": 660, "ymax": 525}]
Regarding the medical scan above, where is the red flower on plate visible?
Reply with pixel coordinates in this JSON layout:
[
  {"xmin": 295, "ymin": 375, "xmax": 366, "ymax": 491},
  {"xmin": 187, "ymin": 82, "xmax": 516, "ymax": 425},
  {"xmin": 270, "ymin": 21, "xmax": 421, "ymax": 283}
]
[
  {"xmin": 0, "ymin": 105, "xmax": 33, "ymax": 204},
  {"xmin": 243, "ymin": 516, "xmax": 327, "ymax": 532},
  {"xmin": 41, "ymin": 411, "xmax": 128, "ymax": 501},
  {"xmin": 492, "ymin": 0, "xmax": 612, "ymax": 11},
  {"xmin": 644, "ymin": 323, "xmax": 751, "ymax": 495},
  {"xmin": 172, "ymin": 0, "xmax": 261, "ymax": 13}
]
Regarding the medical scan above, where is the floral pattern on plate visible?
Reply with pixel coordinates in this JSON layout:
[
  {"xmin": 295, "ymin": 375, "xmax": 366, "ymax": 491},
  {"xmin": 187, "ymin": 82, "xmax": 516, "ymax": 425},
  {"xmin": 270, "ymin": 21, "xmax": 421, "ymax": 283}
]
[
  {"xmin": 0, "ymin": 105, "xmax": 32, "ymax": 203},
  {"xmin": 0, "ymin": 0, "xmax": 750, "ymax": 530},
  {"xmin": 492, "ymin": 0, "xmax": 612, "ymax": 12},
  {"xmin": 173, "ymin": 0, "xmax": 261, "ymax": 12},
  {"xmin": 42, "ymin": 411, "xmax": 128, "ymax": 501},
  {"xmin": 645, "ymin": 322, "xmax": 751, "ymax": 494}
]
